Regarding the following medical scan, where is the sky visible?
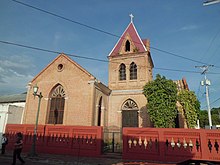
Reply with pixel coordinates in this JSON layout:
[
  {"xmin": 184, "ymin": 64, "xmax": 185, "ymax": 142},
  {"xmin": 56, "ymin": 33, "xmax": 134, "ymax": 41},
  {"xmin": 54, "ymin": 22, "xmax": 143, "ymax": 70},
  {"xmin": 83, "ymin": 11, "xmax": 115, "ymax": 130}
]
[{"xmin": 0, "ymin": 0, "xmax": 220, "ymax": 109}]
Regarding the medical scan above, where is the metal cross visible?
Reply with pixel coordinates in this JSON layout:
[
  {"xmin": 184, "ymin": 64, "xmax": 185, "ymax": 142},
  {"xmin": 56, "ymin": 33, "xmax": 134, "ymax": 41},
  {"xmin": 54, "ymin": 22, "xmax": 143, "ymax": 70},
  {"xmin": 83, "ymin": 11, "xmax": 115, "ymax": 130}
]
[{"xmin": 129, "ymin": 14, "xmax": 134, "ymax": 23}]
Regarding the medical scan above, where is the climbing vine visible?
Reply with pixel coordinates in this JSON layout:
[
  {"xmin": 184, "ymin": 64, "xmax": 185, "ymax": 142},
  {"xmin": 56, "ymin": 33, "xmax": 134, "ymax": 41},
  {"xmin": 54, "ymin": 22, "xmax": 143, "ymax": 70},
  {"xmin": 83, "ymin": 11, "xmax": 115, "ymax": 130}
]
[
  {"xmin": 143, "ymin": 74, "xmax": 178, "ymax": 128},
  {"xmin": 177, "ymin": 90, "xmax": 200, "ymax": 128}
]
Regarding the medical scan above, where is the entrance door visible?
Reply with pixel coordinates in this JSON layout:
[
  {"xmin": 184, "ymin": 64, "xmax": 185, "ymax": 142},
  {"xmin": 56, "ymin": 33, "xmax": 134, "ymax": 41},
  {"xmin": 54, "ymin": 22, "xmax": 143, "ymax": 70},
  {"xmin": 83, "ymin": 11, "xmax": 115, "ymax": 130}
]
[
  {"xmin": 122, "ymin": 110, "xmax": 138, "ymax": 127},
  {"xmin": 121, "ymin": 99, "xmax": 139, "ymax": 127}
]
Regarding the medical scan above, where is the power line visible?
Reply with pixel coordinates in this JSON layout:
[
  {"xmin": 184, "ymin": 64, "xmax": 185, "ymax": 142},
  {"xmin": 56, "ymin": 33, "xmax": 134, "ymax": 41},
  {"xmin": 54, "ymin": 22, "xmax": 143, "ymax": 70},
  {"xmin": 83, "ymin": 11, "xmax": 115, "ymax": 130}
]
[
  {"xmin": 0, "ymin": 40, "xmax": 107, "ymax": 63},
  {"xmin": 11, "ymin": 0, "xmax": 120, "ymax": 38},
  {"xmin": 150, "ymin": 46, "xmax": 209, "ymax": 65},
  {"xmin": 201, "ymin": 97, "xmax": 220, "ymax": 109},
  {"xmin": 2, "ymin": 40, "xmax": 220, "ymax": 75},
  {"xmin": 210, "ymin": 97, "xmax": 220, "ymax": 106},
  {"xmin": 11, "ymin": 0, "xmax": 215, "ymax": 67},
  {"xmin": 154, "ymin": 67, "xmax": 201, "ymax": 74},
  {"xmin": 198, "ymin": 23, "xmax": 220, "ymax": 65},
  {"xmin": 197, "ymin": 81, "xmax": 205, "ymax": 99}
]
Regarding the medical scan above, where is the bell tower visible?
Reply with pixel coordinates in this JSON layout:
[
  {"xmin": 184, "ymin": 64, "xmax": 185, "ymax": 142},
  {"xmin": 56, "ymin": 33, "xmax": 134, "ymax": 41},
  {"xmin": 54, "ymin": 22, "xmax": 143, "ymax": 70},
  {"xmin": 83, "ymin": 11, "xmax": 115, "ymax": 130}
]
[
  {"xmin": 108, "ymin": 15, "xmax": 154, "ymax": 90},
  {"xmin": 107, "ymin": 15, "xmax": 154, "ymax": 132}
]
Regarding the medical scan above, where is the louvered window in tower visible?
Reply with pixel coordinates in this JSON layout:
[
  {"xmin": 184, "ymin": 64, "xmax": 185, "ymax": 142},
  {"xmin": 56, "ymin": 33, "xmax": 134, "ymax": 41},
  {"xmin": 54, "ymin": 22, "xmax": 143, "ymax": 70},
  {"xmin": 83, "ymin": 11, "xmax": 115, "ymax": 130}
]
[
  {"xmin": 125, "ymin": 40, "xmax": 130, "ymax": 52},
  {"xmin": 47, "ymin": 85, "xmax": 65, "ymax": 124},
  {"xmin": 119, "ymin": 63, "xmax": 126, "ymax": 81},
  {"xmin": 130, "ymin": 62, "xmax": 137, "ymax": 80}
]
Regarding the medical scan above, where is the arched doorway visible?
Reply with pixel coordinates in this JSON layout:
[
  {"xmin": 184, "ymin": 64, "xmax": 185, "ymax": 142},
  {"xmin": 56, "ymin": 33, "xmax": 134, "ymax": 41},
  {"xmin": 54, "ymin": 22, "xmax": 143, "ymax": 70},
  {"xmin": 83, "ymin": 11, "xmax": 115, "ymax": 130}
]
[
  {"xmin": 97, "ymin": 96, "xmax": 102, "ymax": 126},
  {"xmin": 122, "ymin": 99, "xmax": 139, "ymax": 127}
]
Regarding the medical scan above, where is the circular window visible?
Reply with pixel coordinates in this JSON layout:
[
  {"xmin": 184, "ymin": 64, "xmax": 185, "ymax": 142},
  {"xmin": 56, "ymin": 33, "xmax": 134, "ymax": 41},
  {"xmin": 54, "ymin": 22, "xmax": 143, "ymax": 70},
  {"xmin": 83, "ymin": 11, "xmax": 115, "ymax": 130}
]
[{"xmin": 57, "ymin": 64, "xmax": 64, "ymax": 71}]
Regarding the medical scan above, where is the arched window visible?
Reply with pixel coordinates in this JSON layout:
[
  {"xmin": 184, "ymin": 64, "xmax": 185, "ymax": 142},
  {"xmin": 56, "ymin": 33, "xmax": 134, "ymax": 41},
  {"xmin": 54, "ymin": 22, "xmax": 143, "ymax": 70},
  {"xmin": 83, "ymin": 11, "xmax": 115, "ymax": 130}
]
[
  {"xmin": 125, "ymin": 40, "xmax": 130, "ymax": 52},
  {"xmin": 130, "ymin": 62, "xmax": 137, "ymax": 80},
  {"xmin": 122, "ymin": 99, "xmax": 138, "ymax": 110},
  {"xmin": 122, "ymin": 99, "xmax": 139, "ymax": 127},
  {"xmin": 119, "ymin": 63, "xmax": 126, "ymax": 81},
  {"xmin": 47, "ymin": 85, "xmax": 65, "ymax": 124}
]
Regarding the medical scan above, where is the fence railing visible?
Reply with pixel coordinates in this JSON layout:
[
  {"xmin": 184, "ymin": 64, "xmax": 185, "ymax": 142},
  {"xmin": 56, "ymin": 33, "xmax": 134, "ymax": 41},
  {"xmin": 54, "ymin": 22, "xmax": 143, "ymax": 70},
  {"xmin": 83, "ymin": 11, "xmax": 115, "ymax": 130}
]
[
  {"xmin": 6, "ymin": 124, "xmax": 220, "ymax": 162},
  {"xmin": 5, "ymin": 124, "xmax": 103, "ymax": 157},
  {"xmin": 123, "ymin": 127, "xmax": 220, "ymax": 163}
]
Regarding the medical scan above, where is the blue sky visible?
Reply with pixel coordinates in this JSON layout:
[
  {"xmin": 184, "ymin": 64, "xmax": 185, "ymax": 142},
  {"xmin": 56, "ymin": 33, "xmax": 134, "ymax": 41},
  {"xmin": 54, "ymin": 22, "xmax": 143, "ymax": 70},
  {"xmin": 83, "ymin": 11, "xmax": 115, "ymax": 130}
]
[{"xmin": 0, "ymin": 0, "xmax": 220, "ymax": 109}]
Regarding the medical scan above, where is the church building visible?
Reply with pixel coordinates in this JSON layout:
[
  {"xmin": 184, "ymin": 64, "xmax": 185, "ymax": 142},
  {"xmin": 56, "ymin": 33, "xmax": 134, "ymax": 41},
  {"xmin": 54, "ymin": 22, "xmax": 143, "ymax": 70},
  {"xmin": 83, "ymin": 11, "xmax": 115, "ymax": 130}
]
[{"xmin": 22, "ymin": 17, "xmax": 154, "ymax": 132}]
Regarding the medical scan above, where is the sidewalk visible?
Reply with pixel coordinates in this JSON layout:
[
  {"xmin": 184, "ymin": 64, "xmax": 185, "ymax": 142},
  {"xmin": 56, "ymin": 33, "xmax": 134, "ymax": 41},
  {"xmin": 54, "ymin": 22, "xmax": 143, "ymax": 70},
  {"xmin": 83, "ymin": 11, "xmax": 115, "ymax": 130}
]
[
  {"xmin": 0, "ymin": 151, "xmax": 180, "ymax": 165},
  {"xmin": 1, "ymin": 152, "xmax": 123, "ymax": 165},
  {"xmin": 27, "ymin": 153, "xmax": 124, "ymax": 165}
]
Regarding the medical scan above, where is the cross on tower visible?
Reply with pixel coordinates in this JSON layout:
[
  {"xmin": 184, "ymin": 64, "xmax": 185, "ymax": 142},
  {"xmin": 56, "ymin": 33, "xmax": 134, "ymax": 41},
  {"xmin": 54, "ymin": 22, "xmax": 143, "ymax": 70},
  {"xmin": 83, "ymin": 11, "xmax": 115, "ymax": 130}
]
[{"xmin": 129, "ymin": 14, "xmax": 134, "ymax": 23}]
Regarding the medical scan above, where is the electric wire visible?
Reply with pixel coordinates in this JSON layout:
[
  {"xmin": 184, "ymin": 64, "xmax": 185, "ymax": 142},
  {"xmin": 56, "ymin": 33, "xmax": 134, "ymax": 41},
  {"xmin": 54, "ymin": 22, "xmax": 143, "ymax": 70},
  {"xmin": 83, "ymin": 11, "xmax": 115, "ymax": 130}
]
[
  {"xmin": 210, "ymin": 97, "xmax": 220, "ymax": 107},
  {"xmin": 2, "ymin": 40, "xmax": 220, "ymax": 75},
  {"xmin": 199, "ymin": 24, "xmax": 220, "ymax": 64},
  {"xmin": 11, "ymin": 0, "xmax": 217, "ymax": 67},
  {"xmin": 11, "ymin": 0, "xmax": 120, "ymax": 38},
  {"xmin": 201, "ymin": 96, "xmax": 220, "ymax": 110},
  {"xmin": 196, "ymin": 81, "xmax": 205, "ymax": 100}
]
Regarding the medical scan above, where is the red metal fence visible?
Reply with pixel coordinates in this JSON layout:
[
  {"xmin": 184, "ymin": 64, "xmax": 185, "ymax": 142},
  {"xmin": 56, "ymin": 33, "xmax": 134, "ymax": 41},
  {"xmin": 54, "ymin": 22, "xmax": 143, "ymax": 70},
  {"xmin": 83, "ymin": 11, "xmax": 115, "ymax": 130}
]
[
  {"xmin": 5, "ymin": 124, "xmax": 103, "ymax": 157},
  {"xmin": 123, "ymin": 127, "xmax": 220, "ymax": 163}
]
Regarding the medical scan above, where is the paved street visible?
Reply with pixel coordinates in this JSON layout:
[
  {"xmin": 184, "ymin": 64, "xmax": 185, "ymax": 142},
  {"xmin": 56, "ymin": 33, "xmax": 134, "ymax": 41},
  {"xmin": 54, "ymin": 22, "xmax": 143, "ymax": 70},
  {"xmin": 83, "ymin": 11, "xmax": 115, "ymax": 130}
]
[
  {"xmin": 0, "ymin": 152, "xmax": 214, "ymax": 165},
  {"xmin": 0, "ymin": 152, "xmax": 124, "ymax": 165}
]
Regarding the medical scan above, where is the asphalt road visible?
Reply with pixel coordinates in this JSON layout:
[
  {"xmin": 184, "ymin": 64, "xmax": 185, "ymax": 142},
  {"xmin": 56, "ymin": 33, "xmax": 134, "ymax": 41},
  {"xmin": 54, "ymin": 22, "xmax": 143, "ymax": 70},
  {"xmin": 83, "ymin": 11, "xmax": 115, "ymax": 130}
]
[{"xmin": 0, "ymin": 153, "xmax": 123, "ymax": 165}]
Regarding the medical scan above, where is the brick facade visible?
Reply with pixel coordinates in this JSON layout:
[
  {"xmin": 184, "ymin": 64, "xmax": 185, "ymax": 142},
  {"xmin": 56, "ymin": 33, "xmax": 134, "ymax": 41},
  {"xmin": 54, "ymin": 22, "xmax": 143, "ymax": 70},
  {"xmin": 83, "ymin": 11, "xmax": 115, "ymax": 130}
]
[
  {"xmin": 23, "ymin": 55, "xmax": 110, "ymax": 128},
  {"xmin": 107, "ymin": 22, "xmax": 153, "ymax": 131},
  {"xmin": 23, "ymin": 21, "xmax": 154, "ymax": 131}
]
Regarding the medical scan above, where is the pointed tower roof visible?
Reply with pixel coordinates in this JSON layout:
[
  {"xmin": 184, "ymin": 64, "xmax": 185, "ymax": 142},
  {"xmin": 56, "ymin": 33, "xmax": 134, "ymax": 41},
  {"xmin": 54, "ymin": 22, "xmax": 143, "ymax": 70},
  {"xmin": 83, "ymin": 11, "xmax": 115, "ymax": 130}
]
[{"xmin": 108, "ymin": 15, "xmax": 147, "ymax": 57}]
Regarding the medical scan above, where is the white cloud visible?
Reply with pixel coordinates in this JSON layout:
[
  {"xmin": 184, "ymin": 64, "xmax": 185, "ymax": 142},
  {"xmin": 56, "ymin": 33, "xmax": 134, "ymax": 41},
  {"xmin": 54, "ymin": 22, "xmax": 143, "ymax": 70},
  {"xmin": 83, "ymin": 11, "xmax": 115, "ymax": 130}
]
[
  {"xmin": 53, "ymin": 32, "xmax": 62, "ymax": 47},
  {"xmin": 179, "ymin": 25, "xmax": 199, "ymax": 31},
  {"xmin": 0, "ymin": 55, "xmax": 35, "ymax": 94}
]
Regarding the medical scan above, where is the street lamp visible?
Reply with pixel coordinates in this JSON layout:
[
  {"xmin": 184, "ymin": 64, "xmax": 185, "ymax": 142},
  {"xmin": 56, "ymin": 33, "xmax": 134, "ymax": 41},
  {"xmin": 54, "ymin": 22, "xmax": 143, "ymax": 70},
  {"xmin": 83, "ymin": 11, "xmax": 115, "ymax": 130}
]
[{"xmin": 29, "ymin": 84, "xmax": 43, "ymax": 157}]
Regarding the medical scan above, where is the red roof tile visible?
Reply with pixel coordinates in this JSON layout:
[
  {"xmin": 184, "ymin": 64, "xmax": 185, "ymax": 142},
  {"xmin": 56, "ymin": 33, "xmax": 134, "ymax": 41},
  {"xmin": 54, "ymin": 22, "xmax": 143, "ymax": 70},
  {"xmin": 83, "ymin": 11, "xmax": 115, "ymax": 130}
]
[{"xmin": 109, "ymin": 22, "xmax": 147, "ymax": 57}]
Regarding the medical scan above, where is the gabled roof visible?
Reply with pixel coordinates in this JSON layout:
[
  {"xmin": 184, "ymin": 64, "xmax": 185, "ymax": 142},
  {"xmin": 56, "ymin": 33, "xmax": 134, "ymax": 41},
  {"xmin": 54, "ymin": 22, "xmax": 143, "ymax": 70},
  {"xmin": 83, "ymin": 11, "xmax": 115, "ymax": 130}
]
[
  {"xmin": 31, "ymin": 54, "xmax": 95, "ymax": 83},
  {"xmin": 108, "ymin": 22, "xmax": 147, "ymax": 57},
  {"xmin": 0, "ymin": 93, "xmax": 26, "ymax": 103}
]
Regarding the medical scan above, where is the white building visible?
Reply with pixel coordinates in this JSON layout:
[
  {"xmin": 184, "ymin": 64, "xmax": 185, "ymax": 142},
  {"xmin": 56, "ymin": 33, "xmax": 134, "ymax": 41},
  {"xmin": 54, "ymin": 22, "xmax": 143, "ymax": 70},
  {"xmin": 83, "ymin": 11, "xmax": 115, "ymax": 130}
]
[{"xmin": 0, "ymin": 93, "xmax": 26, "ymax": 149}]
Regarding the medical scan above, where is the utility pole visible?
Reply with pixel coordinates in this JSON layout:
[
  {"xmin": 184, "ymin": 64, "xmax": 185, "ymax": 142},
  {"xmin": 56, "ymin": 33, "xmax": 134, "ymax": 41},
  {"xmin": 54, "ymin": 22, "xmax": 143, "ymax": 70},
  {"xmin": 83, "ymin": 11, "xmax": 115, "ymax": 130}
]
[{"xmin": 195, "ymin": 65, "xmax": 214, "ymax": 129}]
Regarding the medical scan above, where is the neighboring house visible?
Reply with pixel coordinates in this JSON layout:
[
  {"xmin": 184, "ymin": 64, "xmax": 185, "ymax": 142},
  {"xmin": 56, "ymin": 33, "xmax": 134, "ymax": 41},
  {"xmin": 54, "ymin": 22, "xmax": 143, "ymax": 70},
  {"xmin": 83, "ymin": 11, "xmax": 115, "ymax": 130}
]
[{"xmin": 0, "ymin": 93, "xmax": 26, "ymax": 148}]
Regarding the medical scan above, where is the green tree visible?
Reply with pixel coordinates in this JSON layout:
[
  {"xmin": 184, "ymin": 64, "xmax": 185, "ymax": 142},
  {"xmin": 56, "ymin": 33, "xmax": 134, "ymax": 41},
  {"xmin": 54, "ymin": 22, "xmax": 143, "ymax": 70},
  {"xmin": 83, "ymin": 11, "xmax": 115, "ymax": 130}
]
[
  {"xmin": 177, "ymin": 90, "xmax": 200, "ymax": 128},
  {"xmin": 211, "ymin": 108, "xmax": 220, "ymax": 126},
  {"xmin": 199, "ymin": 108, "xmax": 220, "ymax": 128},
  {"xmin": 199, "ymin": 110, "xmax": 208, "ymax": 128},
  {"xmin": 143, "ymin": 74, "xmax": 178, "ymax": 128}
]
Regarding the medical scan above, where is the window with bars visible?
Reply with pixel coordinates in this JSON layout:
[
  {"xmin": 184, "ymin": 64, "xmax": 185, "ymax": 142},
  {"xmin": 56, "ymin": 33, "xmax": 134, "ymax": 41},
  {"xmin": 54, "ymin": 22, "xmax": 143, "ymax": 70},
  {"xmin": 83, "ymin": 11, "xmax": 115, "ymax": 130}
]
[
  {"xmin": 119, "ymin": 63, "xmax": 126, "ymax": 81},
  {"xmin": 130, "ymin": 62, "xmax": 137, "ymax": 80},
  {"xmin": 47, "ymin": 85, "xmax": 65, "ymax": 124}
]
